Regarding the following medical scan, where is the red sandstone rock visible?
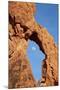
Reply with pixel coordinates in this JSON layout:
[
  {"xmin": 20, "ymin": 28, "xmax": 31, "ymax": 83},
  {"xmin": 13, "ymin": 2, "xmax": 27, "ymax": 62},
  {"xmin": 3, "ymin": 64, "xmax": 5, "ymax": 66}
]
[{"xmin": 8, "ymin": 1, "xmax": 58, "ymax": 88}]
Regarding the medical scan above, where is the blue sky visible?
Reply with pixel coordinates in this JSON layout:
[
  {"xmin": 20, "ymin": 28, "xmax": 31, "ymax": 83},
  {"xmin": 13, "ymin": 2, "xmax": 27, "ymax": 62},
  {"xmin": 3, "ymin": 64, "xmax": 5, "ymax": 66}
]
[
  {"xmin": 35, "ymin": 3, "xmax": 58, "ymax": 44},
  {"xmin": 27, "ymin": 40, "xmax": 45, "ymax": 80},
  {"xmin": 27, "ymin": 3, "xmax": 58, "ymax": 80}
]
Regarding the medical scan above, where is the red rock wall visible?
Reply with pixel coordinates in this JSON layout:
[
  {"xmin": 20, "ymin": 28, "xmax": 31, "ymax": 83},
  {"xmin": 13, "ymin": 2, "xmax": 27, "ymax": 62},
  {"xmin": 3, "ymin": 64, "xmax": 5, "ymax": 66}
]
[{"xmin": 8, "ymin": 1, "xmax": 58, "ymax": 88}]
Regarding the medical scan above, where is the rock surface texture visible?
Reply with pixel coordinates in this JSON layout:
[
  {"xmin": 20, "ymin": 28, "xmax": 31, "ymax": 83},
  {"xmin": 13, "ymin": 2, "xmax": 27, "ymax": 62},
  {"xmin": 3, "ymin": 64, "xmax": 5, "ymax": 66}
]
[{"xmin": 8, "ymin": 1, "xmax": 58, "ymax": 89}]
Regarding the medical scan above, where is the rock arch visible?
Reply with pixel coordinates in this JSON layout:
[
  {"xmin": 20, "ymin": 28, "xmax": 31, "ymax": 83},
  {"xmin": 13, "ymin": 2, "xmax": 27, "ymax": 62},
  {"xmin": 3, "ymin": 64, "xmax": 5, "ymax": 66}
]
[{"xmin": 8, "ymin": 1, "xmax": 58, "ymax": 88}]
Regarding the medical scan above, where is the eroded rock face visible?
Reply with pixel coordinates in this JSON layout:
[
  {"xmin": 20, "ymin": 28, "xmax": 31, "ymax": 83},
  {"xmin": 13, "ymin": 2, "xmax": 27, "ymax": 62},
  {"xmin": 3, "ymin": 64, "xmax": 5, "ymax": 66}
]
[{"xmin": 8, "ymin": 1, "xmax": 58, "ymax": 88}]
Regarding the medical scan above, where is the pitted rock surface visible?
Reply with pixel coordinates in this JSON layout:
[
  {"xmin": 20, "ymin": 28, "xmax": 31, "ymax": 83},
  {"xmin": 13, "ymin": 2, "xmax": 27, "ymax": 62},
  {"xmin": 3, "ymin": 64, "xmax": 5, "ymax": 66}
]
[{"xmin": 9, "ymin": 1, "xmax": 58, "ymax": 88}]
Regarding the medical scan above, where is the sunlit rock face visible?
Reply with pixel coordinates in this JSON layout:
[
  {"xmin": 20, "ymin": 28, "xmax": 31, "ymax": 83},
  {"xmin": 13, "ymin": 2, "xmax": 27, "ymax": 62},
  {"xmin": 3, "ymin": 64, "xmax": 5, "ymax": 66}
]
[{"xmin": 8, "ymin": 1, "xmax": 58, "ymax": 89}]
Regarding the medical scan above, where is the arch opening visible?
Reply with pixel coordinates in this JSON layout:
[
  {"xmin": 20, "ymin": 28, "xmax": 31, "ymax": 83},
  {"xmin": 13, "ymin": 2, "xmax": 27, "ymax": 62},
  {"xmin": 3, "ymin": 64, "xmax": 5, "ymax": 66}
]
[{"xmin": 26, "ymin": 32, "xmax": 46, "ymax": 80}]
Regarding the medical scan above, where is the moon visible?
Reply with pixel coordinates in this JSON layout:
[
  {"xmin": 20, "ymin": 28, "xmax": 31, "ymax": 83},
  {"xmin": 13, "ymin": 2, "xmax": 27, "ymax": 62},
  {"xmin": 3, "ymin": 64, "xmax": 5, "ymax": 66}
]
[{"xmin": 32, "ymin": 46, "xmax": 36, "ymax": 51}]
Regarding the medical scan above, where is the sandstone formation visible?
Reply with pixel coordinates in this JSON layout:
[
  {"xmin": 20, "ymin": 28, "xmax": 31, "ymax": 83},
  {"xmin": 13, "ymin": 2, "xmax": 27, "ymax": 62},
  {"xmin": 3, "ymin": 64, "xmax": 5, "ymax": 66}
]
[{"xmin": 8, "ymin": 1, "xmax": 58, "ymax": 89}]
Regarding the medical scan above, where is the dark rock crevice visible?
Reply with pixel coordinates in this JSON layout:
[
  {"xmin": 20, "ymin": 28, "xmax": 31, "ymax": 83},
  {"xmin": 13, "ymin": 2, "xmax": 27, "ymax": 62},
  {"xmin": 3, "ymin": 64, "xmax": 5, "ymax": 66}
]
[{"xmin": 29, "ymin": 31, "xmax": 45, "ymax": 54}]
